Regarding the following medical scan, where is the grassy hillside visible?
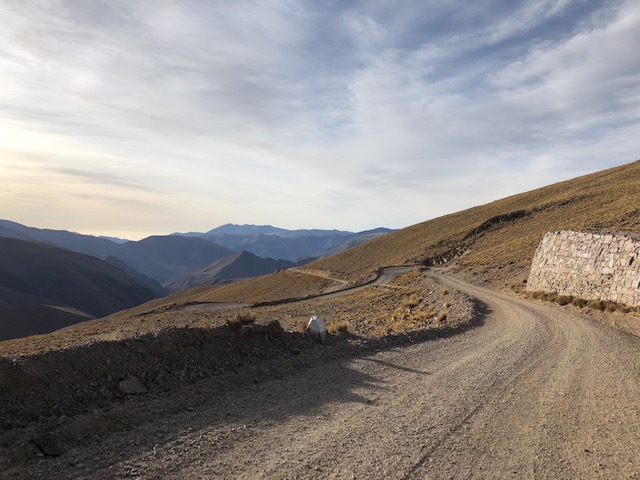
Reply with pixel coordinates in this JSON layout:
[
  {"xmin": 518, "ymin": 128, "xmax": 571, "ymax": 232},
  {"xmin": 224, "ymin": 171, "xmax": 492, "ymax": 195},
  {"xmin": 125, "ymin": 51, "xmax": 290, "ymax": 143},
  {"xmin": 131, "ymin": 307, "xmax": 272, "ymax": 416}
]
[{"xmin": 179, "ymin": 269, "xmax": 342, "ymax": 303}]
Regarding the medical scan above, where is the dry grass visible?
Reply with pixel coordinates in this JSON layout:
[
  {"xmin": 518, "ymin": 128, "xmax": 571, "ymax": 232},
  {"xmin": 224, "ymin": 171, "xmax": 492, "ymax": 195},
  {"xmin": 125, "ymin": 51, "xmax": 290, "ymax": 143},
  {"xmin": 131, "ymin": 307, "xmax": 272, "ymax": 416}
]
[
  {"xmin": 524, "ymin": 291, "xmax": 640, "ymax": 314},
  {"xmin": 176, "ymin": 270, "xmax": 342, "ymax": 304},
  {"xmin": 235, "ymin": 311, "xmax": 256, "ymax": 325},
  {"xmin": 327, "ymin": 321, "xmax": 349, "ymax": 334},
  {"xmin": 376, "ymin": 289, "xmax": 445, "ymax": 334},
  {"xmin": 225, "ymin": 311, "xmax": 257, "ymax": 331}
]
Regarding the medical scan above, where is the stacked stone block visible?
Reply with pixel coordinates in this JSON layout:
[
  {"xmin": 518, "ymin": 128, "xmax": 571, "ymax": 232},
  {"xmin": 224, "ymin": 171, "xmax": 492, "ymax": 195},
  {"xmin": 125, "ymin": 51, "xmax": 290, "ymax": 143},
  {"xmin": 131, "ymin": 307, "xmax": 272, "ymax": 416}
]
[{"xmin": 527, "ymin": 230, "xmax": 640, "ymax": 306}]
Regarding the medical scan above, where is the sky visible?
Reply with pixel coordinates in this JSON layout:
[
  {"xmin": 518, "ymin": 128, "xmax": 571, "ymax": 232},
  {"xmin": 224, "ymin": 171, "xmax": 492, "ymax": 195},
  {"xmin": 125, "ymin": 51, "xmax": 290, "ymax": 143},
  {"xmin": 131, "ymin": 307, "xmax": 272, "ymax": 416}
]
[{"xmin": 1, "ymin": 0, "xmax": 639, "ymax": 240}]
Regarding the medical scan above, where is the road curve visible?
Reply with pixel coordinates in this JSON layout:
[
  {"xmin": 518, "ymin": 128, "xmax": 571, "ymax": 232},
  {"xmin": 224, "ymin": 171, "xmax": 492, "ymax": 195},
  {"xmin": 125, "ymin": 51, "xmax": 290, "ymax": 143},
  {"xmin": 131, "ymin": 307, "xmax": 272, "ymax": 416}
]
[
  {"xmin": 313, "ymin": 266, "xmax": 415, "ymax": 300},
  {"xmin": 7, "ymin": 271, "xmax": 640, "ymax": 479},
  {"xmin": 184, "ymin": 266, "xmax": 415, "ymax": 311}
]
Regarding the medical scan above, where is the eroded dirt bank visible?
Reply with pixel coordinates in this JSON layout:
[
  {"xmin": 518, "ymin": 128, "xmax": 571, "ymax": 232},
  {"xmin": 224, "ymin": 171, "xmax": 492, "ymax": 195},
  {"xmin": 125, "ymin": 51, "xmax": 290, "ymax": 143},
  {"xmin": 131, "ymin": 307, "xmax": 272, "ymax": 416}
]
[{"xmin": 3, "ymin": 272, "xmax": 640, "ymax": 478}]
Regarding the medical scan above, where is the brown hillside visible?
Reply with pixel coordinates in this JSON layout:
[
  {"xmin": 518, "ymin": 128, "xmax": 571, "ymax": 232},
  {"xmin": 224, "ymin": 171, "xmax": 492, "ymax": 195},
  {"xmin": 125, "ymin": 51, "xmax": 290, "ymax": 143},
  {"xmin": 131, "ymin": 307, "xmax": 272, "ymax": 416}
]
[
  {"xmin": 309, "ymin": 159, "xmax": 640, "ymax": 289},
  {"xmin": 181, "ymin": 269, "xmax": 341, "ymax": 303}
]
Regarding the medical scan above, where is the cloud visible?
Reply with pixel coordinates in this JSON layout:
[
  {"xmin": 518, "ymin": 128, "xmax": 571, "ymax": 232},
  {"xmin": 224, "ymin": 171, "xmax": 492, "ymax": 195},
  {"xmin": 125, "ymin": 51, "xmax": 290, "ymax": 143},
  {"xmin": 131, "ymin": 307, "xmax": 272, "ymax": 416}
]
[
  {"xmin": 46, "ymin": 167, "xmax": 155, "ymax": 192},
  {"xmin": 0, "ymin": 0, "xmax": 639, "ymax": 236}
]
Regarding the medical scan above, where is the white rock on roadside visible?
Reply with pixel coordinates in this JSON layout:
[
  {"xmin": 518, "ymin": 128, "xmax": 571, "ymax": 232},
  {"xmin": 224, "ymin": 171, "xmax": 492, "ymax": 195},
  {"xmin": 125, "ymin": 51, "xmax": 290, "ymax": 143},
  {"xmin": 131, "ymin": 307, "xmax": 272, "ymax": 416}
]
[{"xmin": 306, "ymin": 315, "xmax": 327, "ymax": 344}]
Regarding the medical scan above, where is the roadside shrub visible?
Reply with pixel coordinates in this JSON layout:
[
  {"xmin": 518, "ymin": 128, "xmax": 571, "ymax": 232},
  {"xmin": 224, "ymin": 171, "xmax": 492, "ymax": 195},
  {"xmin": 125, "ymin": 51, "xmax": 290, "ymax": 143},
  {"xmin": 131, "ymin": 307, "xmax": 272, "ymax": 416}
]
[
  {"xmin": 572, "ymin": 297, "xmax": 588, "ymax": 308},
  {"xmin": 557, "ymin": 295, "xmax": 573, "ymax": 306},
  {"xmin": 434, "ymin": 311, "xmax": 447, "ymax": 327},
  {"xmin": 372, "ymin": 325, "xmax": 392, "ymax": 336},
  {"xmin": 327, "ymin": 321, "xmax": 349, "ymax": 334},
  {"xmin": 527, "ymin": 292, "xmax": 640, "ymax": 314},
  {"xmin": 228, "ymin": 311, "xmax": 256, "ymax": 329},
  {"xmin": 410, "ymin": 311, "xmax": 429, "ymax": 322},
  {"xmin": 400, "ymin": 293, "xmax": 421, "ymax": 310},
  {"xmin": 588, "ymin": 299, "xmax": 606, "ymax": 312},
  {"xmin": 390, "ymin": 319, "xmax": 414, "ymax": 332},
  {"xmin": 236, "ymin": 311, "xmax": 256, "ymax": 324}
]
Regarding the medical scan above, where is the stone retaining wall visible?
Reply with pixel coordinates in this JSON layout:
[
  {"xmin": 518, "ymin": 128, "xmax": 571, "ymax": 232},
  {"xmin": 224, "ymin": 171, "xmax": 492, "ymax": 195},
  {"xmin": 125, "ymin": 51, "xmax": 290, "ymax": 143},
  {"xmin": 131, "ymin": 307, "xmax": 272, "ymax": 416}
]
[{"xmin": 527, "ymin": 230, "xmax": 640, "ymax": 306}]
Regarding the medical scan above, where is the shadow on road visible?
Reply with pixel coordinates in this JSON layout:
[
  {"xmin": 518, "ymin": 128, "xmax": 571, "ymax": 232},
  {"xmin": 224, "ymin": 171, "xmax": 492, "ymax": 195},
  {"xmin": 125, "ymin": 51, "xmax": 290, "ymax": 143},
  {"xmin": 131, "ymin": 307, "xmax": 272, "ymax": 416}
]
[{"xmin": 362, "ymin": 357, "xmax": 432, "ymax": 375}]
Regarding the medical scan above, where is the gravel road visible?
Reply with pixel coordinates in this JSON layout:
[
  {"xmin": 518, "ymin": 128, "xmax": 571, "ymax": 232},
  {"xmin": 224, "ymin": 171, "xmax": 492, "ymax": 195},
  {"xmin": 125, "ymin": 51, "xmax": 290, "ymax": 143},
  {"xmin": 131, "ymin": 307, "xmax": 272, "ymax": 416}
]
[{"xmin": 5, "ymin": 271, "xmax": 640, "ymax": 479}]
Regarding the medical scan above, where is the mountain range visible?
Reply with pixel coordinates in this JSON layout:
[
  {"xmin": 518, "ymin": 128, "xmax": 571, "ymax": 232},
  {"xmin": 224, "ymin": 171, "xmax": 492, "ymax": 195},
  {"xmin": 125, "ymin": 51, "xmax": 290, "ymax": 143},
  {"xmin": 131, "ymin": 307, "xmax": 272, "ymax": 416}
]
[
  {"xmin": 0, "ymin": 220, "xmax": 392, "ymax": 339},
  {"xmin": 0, "ymin": 220, "xmax": 391, "ymax": 286},
  {"xmin": 173, "ymin": 225, "xmax": 393, "ymax": 261}
]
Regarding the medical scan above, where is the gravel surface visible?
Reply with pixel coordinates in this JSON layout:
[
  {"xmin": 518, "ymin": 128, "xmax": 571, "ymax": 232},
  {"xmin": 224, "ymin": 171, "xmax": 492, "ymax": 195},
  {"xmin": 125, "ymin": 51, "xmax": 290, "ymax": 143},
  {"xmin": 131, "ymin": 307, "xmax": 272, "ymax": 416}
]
[{"xmin": 3, "ymin": 271, "xmax": 640, "ymax": 478}]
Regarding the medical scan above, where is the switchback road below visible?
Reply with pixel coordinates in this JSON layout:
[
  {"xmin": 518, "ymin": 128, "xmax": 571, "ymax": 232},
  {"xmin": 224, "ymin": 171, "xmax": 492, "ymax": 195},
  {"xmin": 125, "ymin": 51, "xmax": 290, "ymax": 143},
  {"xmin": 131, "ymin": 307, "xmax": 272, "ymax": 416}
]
[{"xmin": 6, "ymin": 271, "xmax": 640, "ymax": 479}]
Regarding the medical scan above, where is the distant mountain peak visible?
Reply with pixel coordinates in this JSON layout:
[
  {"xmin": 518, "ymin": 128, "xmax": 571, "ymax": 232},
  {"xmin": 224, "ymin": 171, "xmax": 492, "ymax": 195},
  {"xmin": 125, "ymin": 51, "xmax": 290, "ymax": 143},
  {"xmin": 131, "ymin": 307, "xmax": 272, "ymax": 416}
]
[
  {"xmin": 206, "ymin": 224, "xmax": 289, "ymax": 236},
  {"xmin": 99, "ymin": 235, "xmax": 129, "ymax": 244},
  {"xmin": 205, "ymin": 224, "xmax": 354, "ymax": 238}
]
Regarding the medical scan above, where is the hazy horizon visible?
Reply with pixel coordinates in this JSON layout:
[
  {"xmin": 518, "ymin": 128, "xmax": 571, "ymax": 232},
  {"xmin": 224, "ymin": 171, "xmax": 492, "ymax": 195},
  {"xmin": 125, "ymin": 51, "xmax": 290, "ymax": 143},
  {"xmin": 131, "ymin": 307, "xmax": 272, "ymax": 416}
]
[{"xmin": 2, "ymin": 1, "xmax": 639, "ymax": 239}]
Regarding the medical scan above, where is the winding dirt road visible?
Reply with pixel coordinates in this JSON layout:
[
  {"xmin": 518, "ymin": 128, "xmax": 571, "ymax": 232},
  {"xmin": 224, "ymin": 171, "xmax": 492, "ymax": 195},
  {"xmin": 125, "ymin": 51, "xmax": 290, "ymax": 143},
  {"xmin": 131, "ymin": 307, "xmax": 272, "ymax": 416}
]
[{"xmin": 6, "ymin": 271, "xmax": 640, "ymax": 479}]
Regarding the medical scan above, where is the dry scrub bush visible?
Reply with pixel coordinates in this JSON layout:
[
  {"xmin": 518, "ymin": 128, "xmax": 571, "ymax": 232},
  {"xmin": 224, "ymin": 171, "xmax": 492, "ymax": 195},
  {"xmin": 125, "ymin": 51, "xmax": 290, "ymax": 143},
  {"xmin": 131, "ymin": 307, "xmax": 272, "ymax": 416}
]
[
  {"xmin": 557, "ymin": 295, "xmax": 573, "ymax": 306},
  {"xmin": 327, "ymin": 321, "xmax": 349, "ymax": 334},
  {"xmin": 587, "ymin": 298, "xmax": 635, "ymax": 313},
  {"xmin": 512, "ymin": 278, "xmax": 528, "ymax": 292},
  {"xmin": 228, "ymin": 311, "xmax": 256, "ymax": 329},
  {"xmin": 525, "ymin": 291, "xmax": 640, "ymax": 314},
  {"xmin": 572, "ymin": 297, "xmax": 588, "ymax": 308},
  {"xmin": 371, "ymin": 324, "xmax": 392, "ymax": 336},
  {"xmin": 435, "ymin": 311, "xmax": 447, "ymax": 327},
  {"xmin": 235, "ymin": 311, "xmax": 256, "ymax": 324},
  {"xmin": 389, "ymin": 292, "xmax": 432, "ymax": 332},
  {"xmin": 410, "ymin": 311, "xmax": 429, "ymax": 322},
  {"xmin": 390, "ymin": 318, "xmax": 416, "ymax": 332},
  {"xmin": 400, "ymin": 293, "xmax": 421, "ymax": 310}
]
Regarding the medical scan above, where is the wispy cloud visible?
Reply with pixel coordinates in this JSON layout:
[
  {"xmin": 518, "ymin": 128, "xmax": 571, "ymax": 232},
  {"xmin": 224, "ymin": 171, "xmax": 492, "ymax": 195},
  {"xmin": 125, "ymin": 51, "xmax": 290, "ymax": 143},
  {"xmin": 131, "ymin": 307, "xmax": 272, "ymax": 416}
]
[
  {"xmin": 46, "ymin": 167, "xmax": 154, "ymax": 192},
  {"xmin": 0, "ymin": 0, "xmax": 638, "ymax": 237}
]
